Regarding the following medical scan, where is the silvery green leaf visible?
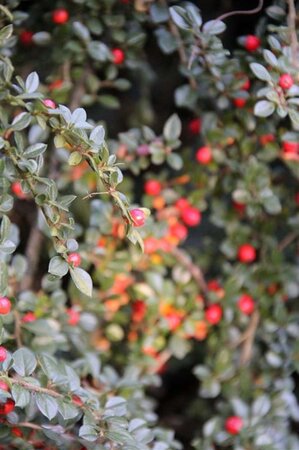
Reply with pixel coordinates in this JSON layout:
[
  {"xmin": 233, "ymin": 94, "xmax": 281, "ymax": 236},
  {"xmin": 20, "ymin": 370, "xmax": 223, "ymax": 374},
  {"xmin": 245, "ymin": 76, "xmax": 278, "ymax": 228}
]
[{"xmin": 25, "ymin": 72, "xmax": 39, "ymax": 93}]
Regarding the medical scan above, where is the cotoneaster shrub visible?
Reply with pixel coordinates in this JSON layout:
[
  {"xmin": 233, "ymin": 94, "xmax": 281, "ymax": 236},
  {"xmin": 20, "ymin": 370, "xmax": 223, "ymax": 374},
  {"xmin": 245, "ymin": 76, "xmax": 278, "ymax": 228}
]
[{"xmin": 1, "ymin": 1, "xmax": 299, "ymax": 450}]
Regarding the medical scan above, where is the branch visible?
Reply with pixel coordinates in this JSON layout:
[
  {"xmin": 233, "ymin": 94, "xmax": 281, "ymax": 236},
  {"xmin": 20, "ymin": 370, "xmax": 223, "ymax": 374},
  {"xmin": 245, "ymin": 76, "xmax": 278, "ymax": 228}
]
[
  {"xmin": 239, "ymin": 310, "xmax": 260, "ymax": 366},
  {"xmin": 170, "ymin": 247, "xmax": 209, "ymax": 304},
  {"xmin": 278, "ymin": 230, "xmax": 299, "ymax": 251},
  {"xmin": 19, "ymin": 225, "xmax": 43, "ymax": 292},
  {"xmin": 160, "ymin": 0, "xmax": 197, "ymax": 90},
  {"xmin": 215, "ymin": 0, "xmax": 264, "ymax": 23},
  {"xmin": 287, "ymin": 0, "xmax": 299, "ymax": 68},
  {"xmin": 9, "ymin": 377, "xmax": 64, "ymax": 398}
]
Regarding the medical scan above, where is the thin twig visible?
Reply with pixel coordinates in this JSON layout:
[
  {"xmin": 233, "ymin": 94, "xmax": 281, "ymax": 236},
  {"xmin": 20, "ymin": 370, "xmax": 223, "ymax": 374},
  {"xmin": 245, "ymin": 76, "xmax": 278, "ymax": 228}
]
[
  {"xmin": 170, "ymin": 247, "xmax": 209, "ymax": 304},
  {"xmin": 239, "ymin": 310, "xmax": 260, "ymax": 366},
  {"xmin": 19, "ymin": 226, "xmax": 43, "ymax": 292},
  {"xmin": 287, "ymin": 0, "xmax": 299, "ymax": 68},
  {"xmin": 278, "ymin": 230, "xmax": 299, "ymax": 251},
  {"xmin": 215, "ymin": 0, "xmax": 264, "ymax": 23},
  {"xmin": 13, "ymin": 310, "xmax": 22, "ymax": 348},
  {"xmin": 160, "ymin": 0, "xmax": 197, "ymax": 90}
]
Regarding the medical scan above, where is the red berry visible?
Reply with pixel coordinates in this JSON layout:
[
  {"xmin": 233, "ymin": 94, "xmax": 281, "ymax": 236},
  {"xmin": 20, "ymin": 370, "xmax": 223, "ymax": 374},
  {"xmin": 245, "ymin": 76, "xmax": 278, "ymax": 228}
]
[
  {"xmin": 259, "ymin": 134, "xmax": 275, "ymax": 146},
  {"xmin": 175, "ymin": 198, "xmax": 190, "ymax": 210},
  {"xmin": 72, "ymin": 395, "xmax": 83, "ymax": 407},
  {"xmin": 43, "ymin": 99, "xmax": 56, "ymax": 109},
  {"xmin": 295, "ymin": 192, "xmax": 299, "ymax": 205},
  {"xmin": 196, "ymin": 146, "xmax": 212, "ymax": 165},
  {"xmin": 181, "ymin": 207, "xmax": 201, "ymax": 227},
  {"xmin": 279, "ymin": 74, "xmax": 294, "ymax": 90},
  {"xmin": 225, "ymin": 416, "xmax": 243, "ymax": 435},
  {"xmin": 165, "ymin": 313, "xmax": 183, "ymax": 331},
  {"xmin": 132, "ymin": 300, "xmax": 147, "ymax": 322},
  {"xmin": 67, "ymin": 308, "xmax": 80, "ymax": 326},
  {"xmin": 52, "ymin": 8, "xmax": 69, "ymax": 25},
  {"xmin": 205, "ymin": 304, "xmax": 222, "ymax": 325},
  {"xmin": 112, "ymin": 48, "xmax": 125, "ymax": 65},
  {"xmin": 19, "ymin": 30, "xmax": 33, "ymax": 46},
  {"xmin": 207, "ymin": 280, "xmax": 222, "ymax": 292},
  {"xmin": 130, "ymin": 208, "xmax": 146, "ymax": 227},
  {"xmin": 169, "ymin": 223, "xmax": 188, "ymax": 241},
  {"xmin": 244, "ymin": 35, "xmax": 261, "ymax": 52},
  {"xmin": 233, "ymin": 201, "xmax": 246, "ymax": 214},
  {"xmin": 11, "ymin": 182, "xmax": 26, "ymax": 199},
  {"xmin": 0, "ymin": 347, "xmax": 7, "ymax": 363},
  {"xmin": 233, "ymin": 98, "xmax": 246, "ymax": 108},
  {"xmin": 237, "ymin": 294, "xmax": 255, "ymax": 315},
  {"xmin": 21, "ymin": 312, "xmax": 37, "ymax": 323},
  {"xmin": 282, "ymin": 141, "xmax": 298, "ymax": 154},
  {"xmin": 144, "ymin": 180, "xmax": 162, "ymax": 196},
  {"xmin": 67, "ymin": 253, "xmax": 81, "ymax": 267},
  {"xmin": 0, "ymin": 399, "xmax": 15, "ymax": 415},
  {"xmin": 0, "ymin": 297, "xmax": 11, "ymax": 315},
  {"xmin": 188, "ymin": 118, "xmax": 201, "ymax": 135},
  {"xmin": 144, "ymin": 237, "xmax": 159, "ymax": 254},
  {"xmin": 48, "ymin": 79, "xmax": 63, "ymax": 91},
  {"xmin": 0, "ymin": 381, "xmax": 9, "ymax": 392},
  {"xmin": 237, "ymin": 244, "xmax": 256, "ymax": 263},
  {"xmin": 11, "ymin": 427, "xmax": 23, "ymax": 437},
  {"xmin": 241, "ymin": 78, "xmax": 250, "ymax": 90}
]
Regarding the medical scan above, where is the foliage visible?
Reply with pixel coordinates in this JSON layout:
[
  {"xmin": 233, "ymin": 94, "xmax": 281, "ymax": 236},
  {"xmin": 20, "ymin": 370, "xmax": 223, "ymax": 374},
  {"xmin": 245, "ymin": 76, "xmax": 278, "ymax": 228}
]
[{"xmin": 1, "ymin": 0, "xmax": 299, "ymax": 449}]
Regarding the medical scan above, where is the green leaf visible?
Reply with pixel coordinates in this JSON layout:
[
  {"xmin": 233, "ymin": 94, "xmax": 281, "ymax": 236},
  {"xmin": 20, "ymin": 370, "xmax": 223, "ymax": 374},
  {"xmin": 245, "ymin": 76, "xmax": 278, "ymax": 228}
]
[
  {"xmin": 250, "ymin": 63, "xmax": 272, "ymax": 82},
  {"xmin": 70, "ymin": 267, "xmax": 93, "ymax": 297},
  {"xmin": 35, "ymin": 393, "xmax": 58, "ymax": 420},
  {"xmin": 10, "ymin": 113, "xmax": 32, "ymax": 131},
  {"xmin": 0, "ymin": 24, "xmax": 13, "ymax": 43},
  {"xmin": 88, "ymin": 41, "xmax": 110, "ymax": 61},
  {"xmin": 25, "ymin": 72, "xmax": 39, "ymax": 93},
  {"xmin": 104, "ymin": 396, "xmax": 127, "ymax": 417},
  {"xmin": 73, "ymin": 21, "xmax": 91, "ymax": 42},
  {"xmin": 12, "ymin": 348, "xmax": 37, "ymax": 376},
  {"xmin": 263, "ymin": 49, "xmax": 278, "ymax": 67},
  {"xmin": 48, "ymin": 256, "xmax": 69, "ymax": 277},
  {"xmin": 57, "ymin": 399, "xmax": 79, "ymax": 420},
  {"xmin": 203, "ymin": 20, "xmax": 226, "ymax": 35},
  {"xmin": 254, "ymin": 100, "xmax": 275, "ymax": 117},
  {"xmin": 23, "ymin": 143, "xmax": 47, "ymax": 159},
  {"xmin": 166, "ymin": 153, "xmax": 183, "ymax": 170},
  {"xmin": 11, "ymin": 384, "xmax": 31, "ymax": 408},
  {"xmin": 79, "ymin": 424, "xmax": 99, "ymax": 442},
  {"xmin": 163, "ymin": 114, "xmax": 181, "ymax": 141},
  {"xmin": 169, "ymin": 6, "xmax": 190, "ymax": 30},
  {"xmin": 0, "ymin": 215, "xmax": 11, "ymax": 243}
]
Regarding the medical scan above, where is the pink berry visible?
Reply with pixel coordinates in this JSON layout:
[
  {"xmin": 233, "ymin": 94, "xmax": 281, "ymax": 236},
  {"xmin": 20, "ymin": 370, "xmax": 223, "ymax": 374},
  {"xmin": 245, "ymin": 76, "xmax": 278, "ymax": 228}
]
[
  {"xmin": 0, "ymin": 347, "xmax": 8, "ymax": 363},
  {"xmin": 237, "ymin": 294, "xmax": 255, "ymax": 315},
  {"xmin": 67, "ymin": 253, "xmax": 81, "ymax": 267},
  {"xmin": 130, "ymin": 208, "xmax": 146, "ymax": 227},
  {"xmin": 244, "ymin": 35, "xmax": 261, "ymax": 52},
  {"xmin": 225, "ymin": 416, "xmax": 243, "ymax": 435},
  {"xmin": 67, "ymin": 308, "xmax": 80, "ymax": 326},
  {"xmin": 181, "ymin": 207, "xmax": 201, "ymax": 227},
  {"xmin": 279, "ymin": 74, "xmax": 294, "ymax": 90},
  {"xmin": 144, "ymin": 180, "xmax": 162, "ymax": 196},
  {"xmin": 21, "ymin": 312, "xmax": 37, "ymax": 323},
  {"xmin": 0, "ymin": 297, "xmax": 11, "ymax": 315},
  {"xmin": 52, "ymin": 8, "xmax": 69, "ymax": 25},
  {"xmin": 43, "ymin": 99, "xmax": 56, "ymax": 109},
  {"xmin": 237, "ymin": 244, "xmax": 256, "ymax": 263},
  {"xmin": 205, "ymin": 304, "xmax": 222, "ymax": 325},
  {"xmin": 196, "ymin": 146, "xmax": 212, "ymax": 165},
  {"xmin": 112, "ymin": 48, "xmax": 125, "ymax": 65}
]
